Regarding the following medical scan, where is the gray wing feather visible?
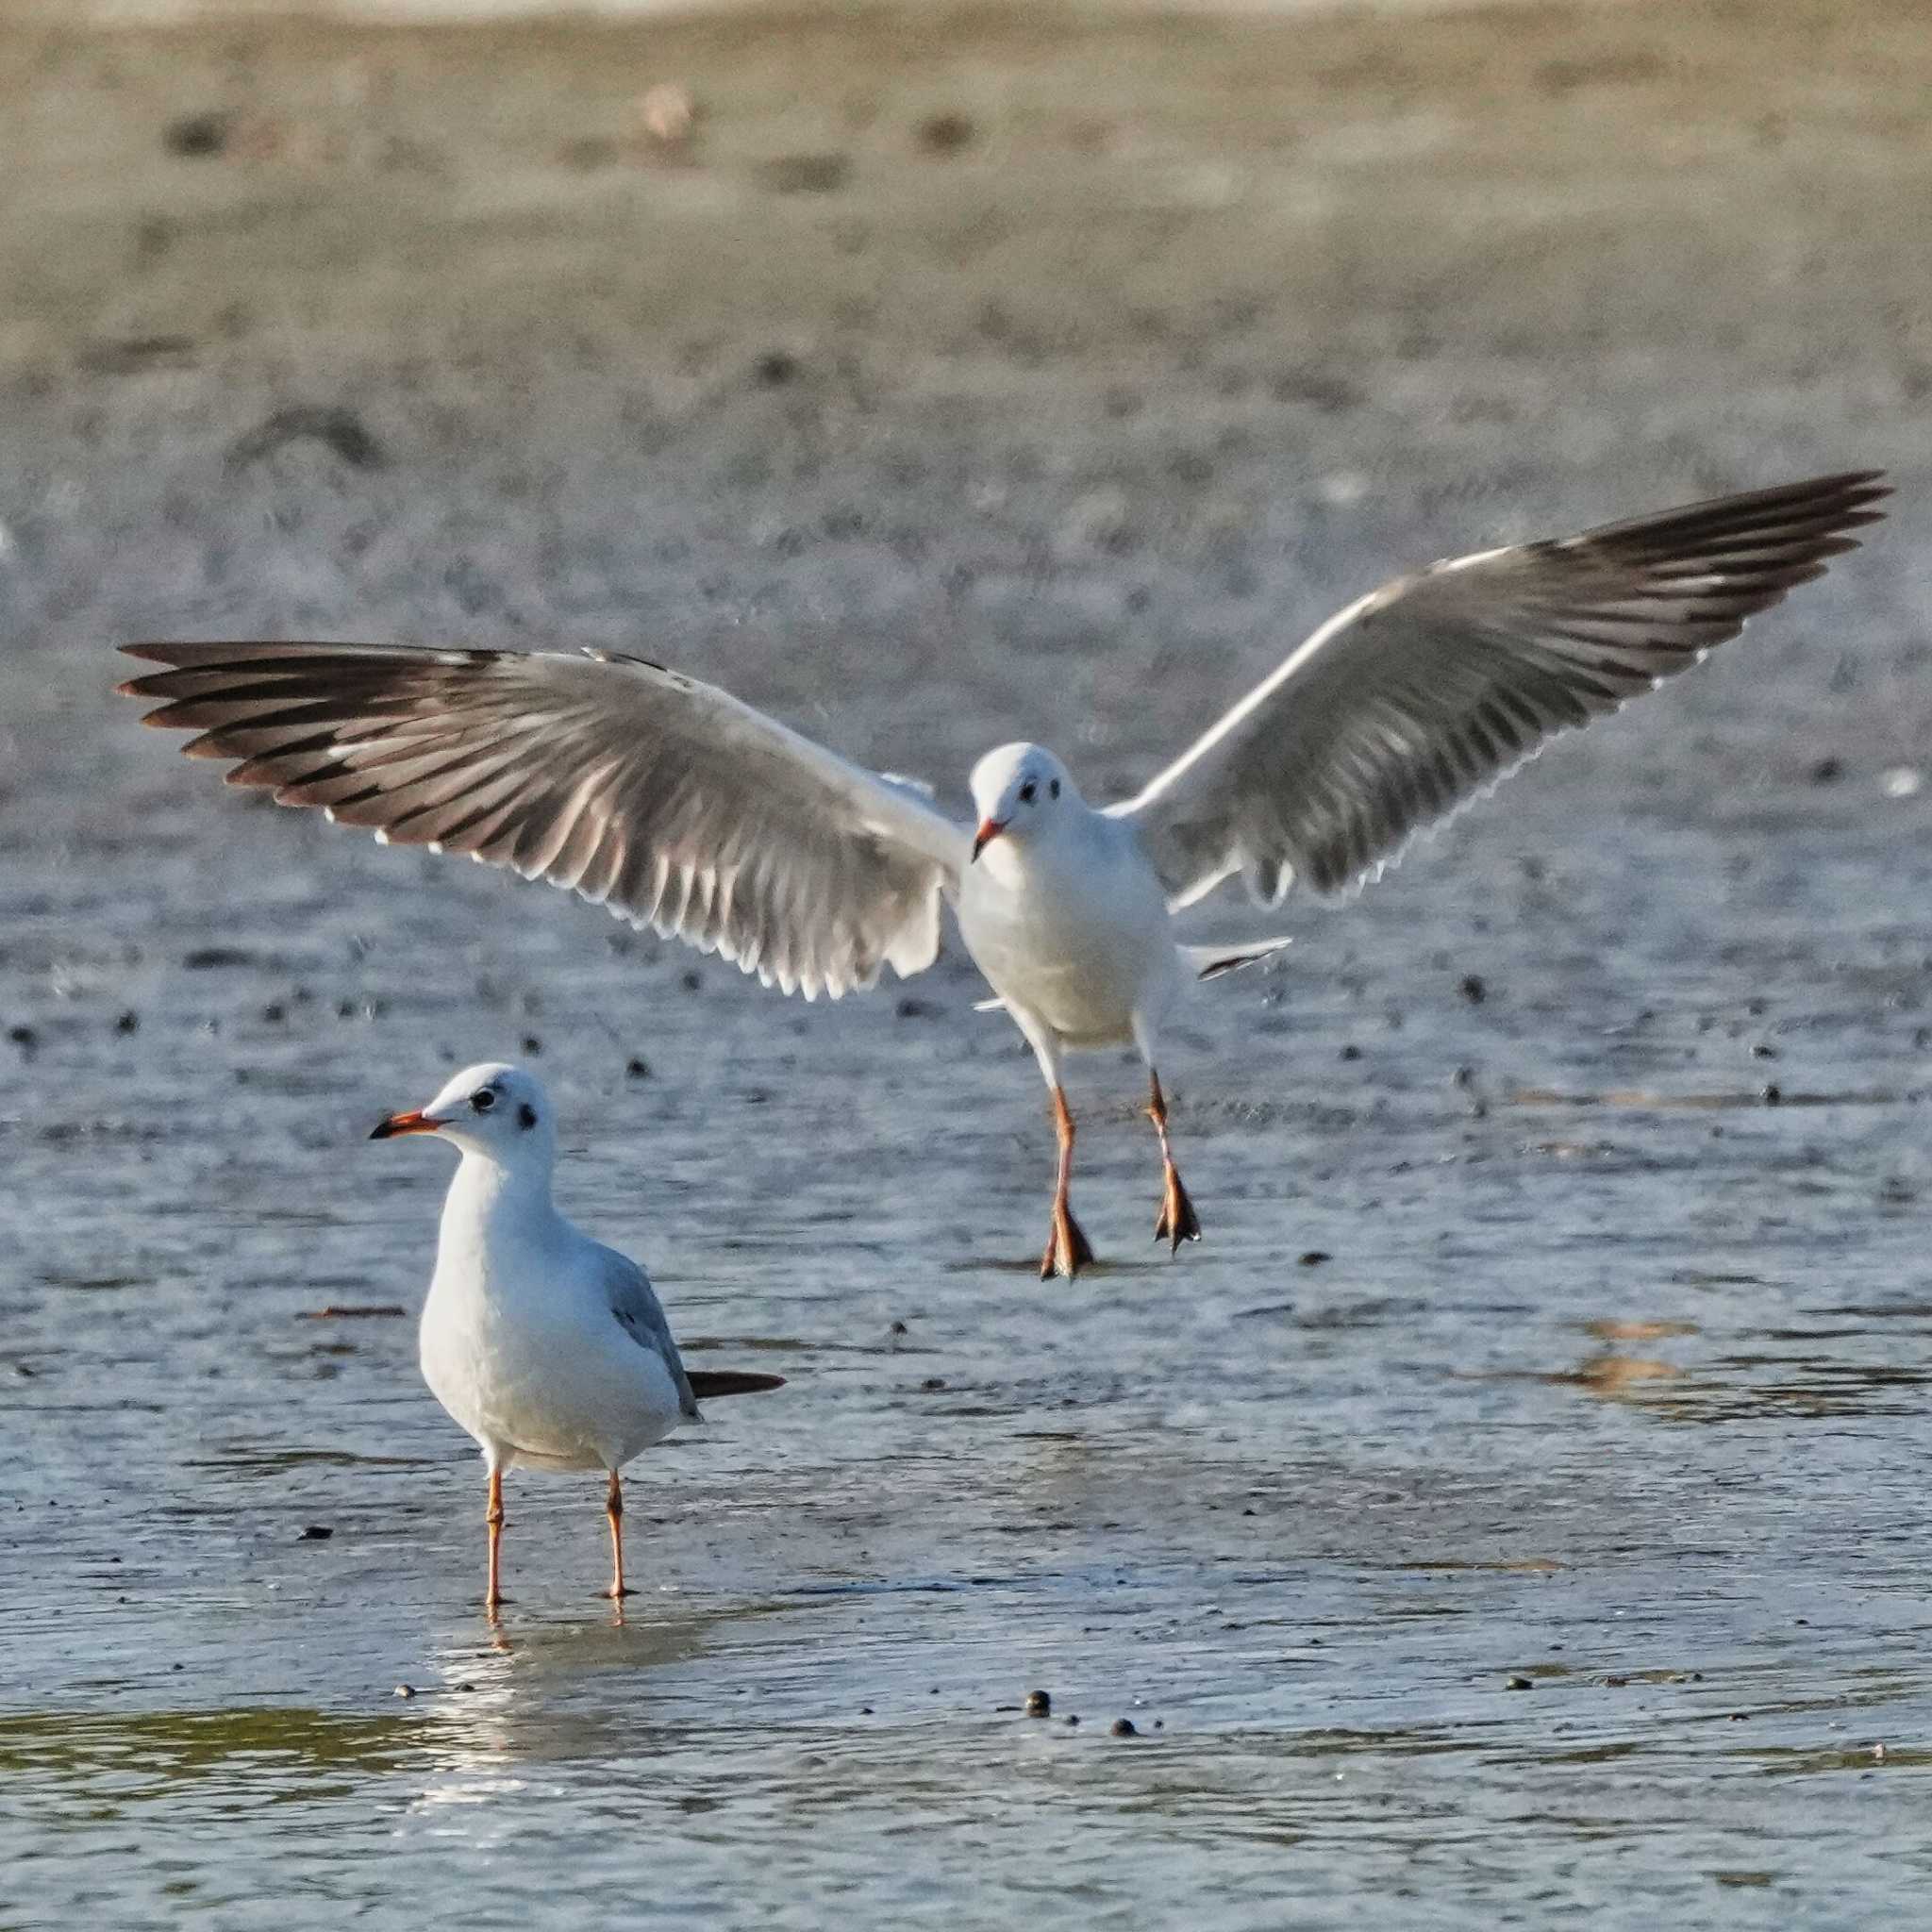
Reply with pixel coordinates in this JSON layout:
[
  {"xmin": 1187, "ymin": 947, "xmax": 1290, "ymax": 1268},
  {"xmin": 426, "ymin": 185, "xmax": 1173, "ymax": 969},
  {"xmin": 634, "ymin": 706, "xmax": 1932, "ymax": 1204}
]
[
  {"xmin": 119, "ymin": 641, "xmax": 971, "ymax": 1002},
  {"xmin": 1115, "ymin": 473, "xmax": 1888, "ymax": 907},
  {"xmin": 599, "ymin": 1245, "xmax": 700, "ymax": 1422}
]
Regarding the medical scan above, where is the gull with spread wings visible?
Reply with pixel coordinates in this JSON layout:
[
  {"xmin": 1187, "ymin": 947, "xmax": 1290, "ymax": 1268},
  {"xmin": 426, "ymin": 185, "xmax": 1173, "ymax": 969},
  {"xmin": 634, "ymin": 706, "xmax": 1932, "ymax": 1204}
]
[{"xmin": 120, "ymin": 471, "xmax": 1888, "ymax": 1278}]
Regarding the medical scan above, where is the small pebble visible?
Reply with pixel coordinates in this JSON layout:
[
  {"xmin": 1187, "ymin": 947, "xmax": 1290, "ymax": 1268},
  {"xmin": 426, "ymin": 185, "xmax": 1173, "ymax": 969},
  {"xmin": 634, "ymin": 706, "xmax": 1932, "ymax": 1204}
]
[
  {"xmin": 1339, "ymin": 1043, "xmax": 1361, "ymax": 1061},
  {"xmin": 296, "ymin": 1524, "xmax": 333, "ymax": 1541},
  {"xmin": 920, "ymin": 1376, "xmax": 947, "ymax": 1392},
  {"xmin": 625, "ymin": 1057, "xmax": 651, "ymax": 1079},
  {"xmin": 115, "ymin": 1011, "xmax": 140, "ymax": 1034},
  {"xmin": 1063, "ymin": 1714, "xmax": 1079, "ymax": 1727},
  {"xmin": 915, "ymin": 111, "xmax": 975, "ymax": 155},
  {"xmin": 1297, "ymin": 1250, "xmax": 1330, "ymax": 1267},
  {"xmin": 1761, "ymin": 1083, "xmax": 1783, "ymax": 1106},
  {"xmin": 164, "ymin": 111, "xmax": 232, "ymax": 158},
  {"xmin": 1024, "ymin": 1689, "xmax": 1051, "ymax": 1717},
  {"xmin": 1460, "ymin": 974, "xmax": 1487, "ymax": 1005},
  {"xmin": 1506, "ymin": 1674, "xmax": 1534, "ymax": 1690},
  {"xmin": 393, "ymin": 1684, "xmax": 415, "ymax": 1699},
  {"xmin": 521, "ymin": 1035, "xmax": 542, "ymax": 1056},
  {"xmin": 1109, "ymin": 1718, "xmax": 1138, "ymax": 1738}
]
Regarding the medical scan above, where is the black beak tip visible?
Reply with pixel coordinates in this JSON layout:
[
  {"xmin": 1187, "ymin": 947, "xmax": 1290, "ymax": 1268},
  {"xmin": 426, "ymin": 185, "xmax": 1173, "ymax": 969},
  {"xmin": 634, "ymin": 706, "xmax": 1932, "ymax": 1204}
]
[{"xmin": 368, "ymin": 1119, "xmax": 393, "ymax": 1141}]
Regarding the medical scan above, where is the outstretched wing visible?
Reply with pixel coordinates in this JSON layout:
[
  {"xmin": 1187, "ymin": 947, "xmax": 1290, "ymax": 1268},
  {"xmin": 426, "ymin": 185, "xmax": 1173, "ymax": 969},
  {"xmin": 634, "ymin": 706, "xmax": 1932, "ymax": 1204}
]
[
  {"xmin": 1114, "ymin": 472, "xmax": 1888, "ymax": 907},
  {"xmin": 119, "ymin": 641, "xmax": 970, "ymax": 1001}
]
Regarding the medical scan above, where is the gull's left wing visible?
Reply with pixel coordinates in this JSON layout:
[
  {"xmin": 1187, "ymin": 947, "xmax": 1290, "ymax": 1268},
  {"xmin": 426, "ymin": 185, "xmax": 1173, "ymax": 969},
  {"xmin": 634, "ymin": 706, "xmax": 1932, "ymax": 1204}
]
[{"xmin": 1112, "ymin": 472, "xmax": 1889, "ymax": 908}]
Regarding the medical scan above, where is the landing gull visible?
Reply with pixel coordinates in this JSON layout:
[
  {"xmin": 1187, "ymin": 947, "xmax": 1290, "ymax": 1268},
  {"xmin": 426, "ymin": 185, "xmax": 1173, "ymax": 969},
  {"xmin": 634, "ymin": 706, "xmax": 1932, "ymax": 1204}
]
[
  {"xmin": 369, "ymin": 1061, "xmax": 783, "ymax": 1611},
  {"xmin": 123, "ymin": 471, "xmax": 1889, "ymax": 1277}
]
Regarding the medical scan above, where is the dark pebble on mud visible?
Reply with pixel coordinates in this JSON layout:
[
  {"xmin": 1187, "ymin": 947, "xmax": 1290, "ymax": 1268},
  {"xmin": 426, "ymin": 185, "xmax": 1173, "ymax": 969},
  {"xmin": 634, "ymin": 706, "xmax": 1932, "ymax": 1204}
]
[
  {"xmin": 920, "ymin": 1376, "xmax": 947, "ymax": 1392},
  {"xmin": 114, "ymin": 1010, "xmax": 139, "ymax": 1034},
  {"xmin": 394, "ymin": 1684, "xmax": 415, "ymax": 1698},
  {"xmin": 297, "ymin": 1524, "xmax": 333, "ymax": 1541},
  {"xmin": 8, "ymin": 1025, "xmax": 37, "ymax": 1050},
  {"xmin": 1507, "ymin": 1674, "xmax": 1534, "ymax": 1690},
  {"xmin": 1109, "ymin": 1719, "xmax": 1139, "ymax": 1738},
  {"xmin": 163, "ymin": 110, "xmax": 232, "ymax": 158},
  {"xmin": 915, "ymin": 111, "xmax": 975, "ymax": 154},
  {"xmin": 753, "ymin": 349, "xmax": 802, "ymax": 387},
  {"xmin": 1063, "ymin": 1714, "xmax": 1079, "ymax": 1726},
  {"xmin": 1024, "ymin": 1690, "xmax": 1051, "ymax": 1717},
  {"xmin": 681, "ymin": 971, "xmax": 703, "ymax": 991},
  {"xmin": 1752, "ymin": 1042, "xmax": 1778, "ymax": 1058},
  {"xmin": 1460, "ymin": 974, "xmax": 1487, "ymax": 1004},
  {"xmin": 1761, "ymin": 1083, "xmax": 1783, "ymax": 1105},
  {"xmin": 521, "ymin": 1035, "xmax": 541, "ymax": 1055},
  {"xmin": 895, "ymin": 997, "xmax": 941, "ymax": 1019},
  {"xmin": 625, "ymin": 1057, "xmax": 650, "ymax": 1078},
  {"xmin": 1605, "ymin": 1674, "xmax": 1629, "ymax": 1687},
  {"xmin": 1297, "ymin": 1250, "xmax": 1330, "ymax": 1267},
  {"xmin": 1810, "ymin": 755, "xmax": 1844, "ymax": 783},
  {"xmin": 1339, "ymin": 1043, "xmax": 1361, "ymax": 1061}
]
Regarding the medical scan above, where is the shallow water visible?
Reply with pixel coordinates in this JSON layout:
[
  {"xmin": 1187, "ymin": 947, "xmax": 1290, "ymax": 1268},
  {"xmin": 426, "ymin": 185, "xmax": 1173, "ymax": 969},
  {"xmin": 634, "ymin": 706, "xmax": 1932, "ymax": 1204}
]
[{"xmin": 5, "ymin": 1, "xmax": 1932, "ymax": 1924}]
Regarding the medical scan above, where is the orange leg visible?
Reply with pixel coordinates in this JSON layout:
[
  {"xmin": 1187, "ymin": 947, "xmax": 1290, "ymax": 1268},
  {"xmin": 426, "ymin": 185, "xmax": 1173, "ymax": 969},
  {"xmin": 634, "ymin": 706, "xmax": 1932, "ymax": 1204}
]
[
  {"xmin": 1148, "ymin": 1070, "xmax": 1202, "ymax": 1254},
  {"xmin": 486, "ymin": 1467, "xmax": 507, "ymax": 1613},
  {"xmin": 1041, "ymin": 1085, "xmax": 1097, "ymax": 1281},
  {"xmin": 601, "ymin": 1471, "xmax": 635, "ymax": 1600}
]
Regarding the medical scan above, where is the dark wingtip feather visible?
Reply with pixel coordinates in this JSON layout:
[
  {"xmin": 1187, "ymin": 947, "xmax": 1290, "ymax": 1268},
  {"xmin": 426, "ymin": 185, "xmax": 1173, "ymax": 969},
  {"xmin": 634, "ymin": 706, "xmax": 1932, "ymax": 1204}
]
[{"xmin": 686, "ymin": 1369, "xmax": 788, "ymax": 1399}]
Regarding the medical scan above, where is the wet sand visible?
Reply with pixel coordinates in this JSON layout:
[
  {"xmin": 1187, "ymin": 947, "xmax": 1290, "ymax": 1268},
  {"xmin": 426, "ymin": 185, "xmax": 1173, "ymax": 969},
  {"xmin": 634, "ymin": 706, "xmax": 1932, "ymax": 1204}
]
[{"xmin": 4, "ymin": 1, "xmax": 1932, "ymax": 1924}]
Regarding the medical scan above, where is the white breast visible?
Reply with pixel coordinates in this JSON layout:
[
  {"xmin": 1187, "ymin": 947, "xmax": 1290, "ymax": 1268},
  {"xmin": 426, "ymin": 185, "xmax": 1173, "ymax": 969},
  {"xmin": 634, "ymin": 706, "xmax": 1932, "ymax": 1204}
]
[
  {"xmin": 956, "ymin": 809, "xmax": 1179, "ymax": 1046},
  {"xmin": 419, "ymin": 1178, "xmax": 686, "ymax": 1474}
]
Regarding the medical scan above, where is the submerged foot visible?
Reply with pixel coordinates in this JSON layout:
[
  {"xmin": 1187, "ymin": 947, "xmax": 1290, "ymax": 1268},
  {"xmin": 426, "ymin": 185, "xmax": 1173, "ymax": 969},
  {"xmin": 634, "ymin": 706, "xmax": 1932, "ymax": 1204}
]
[{"xmin": 1040, "ymin": 1205, "xmax": 1097, "ymax": 1281}]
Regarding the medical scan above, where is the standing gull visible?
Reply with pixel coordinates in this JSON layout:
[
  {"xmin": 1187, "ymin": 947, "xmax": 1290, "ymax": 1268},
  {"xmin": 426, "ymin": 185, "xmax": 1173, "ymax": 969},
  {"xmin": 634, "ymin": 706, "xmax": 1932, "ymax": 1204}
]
[
  {"xmin": 123, "ymin": 471, "xmax": 1888, "ymax": 1277},
  {"xmin": 370, "ymin": 1060, "xmax": 784, "ymax": 1610}
]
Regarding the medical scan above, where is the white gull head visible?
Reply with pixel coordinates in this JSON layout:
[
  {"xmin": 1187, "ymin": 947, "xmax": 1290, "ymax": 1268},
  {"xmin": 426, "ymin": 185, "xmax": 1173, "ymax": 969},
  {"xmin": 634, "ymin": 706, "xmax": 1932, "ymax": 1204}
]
[
  {"xmin": 968, "ymin": 742, "xmax": 1082, "ymax": 860},
  {"xmin": 369, "ymin": 1060, "xmax": 558, "ymax": 1176}
]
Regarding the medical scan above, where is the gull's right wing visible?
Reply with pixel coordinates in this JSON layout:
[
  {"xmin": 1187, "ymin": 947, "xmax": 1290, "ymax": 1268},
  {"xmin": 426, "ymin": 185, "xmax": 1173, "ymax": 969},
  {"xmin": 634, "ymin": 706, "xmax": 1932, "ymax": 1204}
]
[{"xmin": 119, "ymin": 641, "xmax": 971, "ymax": 1001}]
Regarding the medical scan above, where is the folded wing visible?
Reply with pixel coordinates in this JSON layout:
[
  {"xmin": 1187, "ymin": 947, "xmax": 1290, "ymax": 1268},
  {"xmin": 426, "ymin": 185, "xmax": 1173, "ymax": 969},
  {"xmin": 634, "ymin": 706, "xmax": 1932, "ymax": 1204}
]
[
  {"xmin": 119, "ymin": 641, "xmax": 969, "ymax": 1000},
  {"xmin": 1114, "ymin": 472, "xmax": 1889, "ymax": 907}
]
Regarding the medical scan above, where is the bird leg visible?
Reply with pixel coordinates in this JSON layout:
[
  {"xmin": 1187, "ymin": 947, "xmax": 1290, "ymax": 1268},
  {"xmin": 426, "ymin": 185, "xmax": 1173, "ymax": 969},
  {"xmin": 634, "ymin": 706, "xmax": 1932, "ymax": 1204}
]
[
  {"xmin": 1147, "ymin": 1070, "xmax": 1202, "ymax": 1253},
  {"xmin": 601, "ymin": 1470, "xmax": 635, "ymax": 1600},
  {"xmin": 485, "ymin": 1467, "xmax": 507, "ymax": 1613},
  {"xmin": 1041, "ymin": 1084, "xmax": 1096, "ymax": 1281}
]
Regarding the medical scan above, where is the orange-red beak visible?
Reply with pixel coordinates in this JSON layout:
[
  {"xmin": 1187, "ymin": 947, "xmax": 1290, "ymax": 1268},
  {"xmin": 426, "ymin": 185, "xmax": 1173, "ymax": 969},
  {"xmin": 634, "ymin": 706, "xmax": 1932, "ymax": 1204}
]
[
  {"xmin": 370, "ymin": 1108, "xmax": 440, "ymax": 1141},
  {"xmin": 971, "ymin": 817, "xmax": 1007, "ymax": 861}
]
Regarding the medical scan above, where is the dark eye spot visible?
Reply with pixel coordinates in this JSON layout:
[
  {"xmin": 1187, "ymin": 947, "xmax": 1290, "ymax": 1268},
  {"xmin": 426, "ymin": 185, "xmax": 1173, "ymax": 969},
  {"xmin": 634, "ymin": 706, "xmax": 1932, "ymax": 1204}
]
[
  {"xmin": 1049, "ymin": 778, "xmax": 1060, "ymax": 799},
  {"xmin": 471, "ymin": 1089, "xmax": 496, "ymax": 1113},
  {"xmin": 1019, "ymin": 782, "xmax": 1037, "ymax": 805},
  {"xmin": 518, "ymin": 1103, "xmax": 538, "ymax": 1131}
]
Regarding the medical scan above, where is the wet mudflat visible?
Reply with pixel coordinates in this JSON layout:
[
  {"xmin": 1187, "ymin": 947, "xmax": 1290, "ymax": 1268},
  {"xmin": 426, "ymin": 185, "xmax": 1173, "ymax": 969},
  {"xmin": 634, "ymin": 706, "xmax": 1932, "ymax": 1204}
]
[{"xmin": 4, "ymin": 0, "xmax": 1932, "ymax": 1924}]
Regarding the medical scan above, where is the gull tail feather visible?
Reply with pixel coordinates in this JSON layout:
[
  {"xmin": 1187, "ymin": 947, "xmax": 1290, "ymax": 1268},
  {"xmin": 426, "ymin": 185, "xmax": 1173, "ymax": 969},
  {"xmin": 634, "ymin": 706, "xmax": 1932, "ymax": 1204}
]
[
  {"xmin": 974, "ymin": 936, "xmax": 1291, "ymax": 1013},
  {"xmin": 687, "ymin": 1370, "xmax": 787, "ymax": 1399},
  {"xmin": 1181, "ymin": 936, "xmax": 1293, "ymax": 981}
]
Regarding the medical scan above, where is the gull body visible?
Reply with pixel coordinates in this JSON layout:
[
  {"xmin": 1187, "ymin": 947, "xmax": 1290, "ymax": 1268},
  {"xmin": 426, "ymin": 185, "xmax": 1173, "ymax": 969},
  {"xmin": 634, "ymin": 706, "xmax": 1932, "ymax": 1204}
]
[
  {"xmin": 373, "ymin": 1061, "xmax": 782, "ymax": 1608},
  {"xmin": 125, "ymin": 472, "xmax": 1890, "ymax": 1276}
]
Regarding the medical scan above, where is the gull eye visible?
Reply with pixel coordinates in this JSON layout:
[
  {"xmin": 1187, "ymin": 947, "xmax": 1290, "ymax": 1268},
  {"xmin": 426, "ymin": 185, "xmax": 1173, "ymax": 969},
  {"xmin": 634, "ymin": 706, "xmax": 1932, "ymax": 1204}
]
[
  {"xmin": 471, "ymin": 1089, "xmax": 496, "ymax": 1113},
  {"xmin": 1019, "ymin": 782, "xmax": 1037, "ymax": 805},
  {"xmin": 1049, "ymin": 778, "xmax": 1060, "ymax": 799}
]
